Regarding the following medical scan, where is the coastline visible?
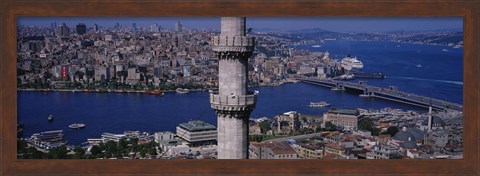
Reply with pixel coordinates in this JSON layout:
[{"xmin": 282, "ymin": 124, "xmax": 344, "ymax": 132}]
[{"xmin": 17, "ymin": 88, "xmax": 210, "ymax": 94}]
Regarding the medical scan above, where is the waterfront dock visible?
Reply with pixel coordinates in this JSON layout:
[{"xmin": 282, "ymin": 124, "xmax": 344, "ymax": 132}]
[{"xmin": 299, "ymin": 78, "xmax": 463, "ymax": 111}]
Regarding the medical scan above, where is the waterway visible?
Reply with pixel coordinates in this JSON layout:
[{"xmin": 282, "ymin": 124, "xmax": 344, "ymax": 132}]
[{"xmin": 18, "ymin": 40, "xmax": 463, "ymax": 145}]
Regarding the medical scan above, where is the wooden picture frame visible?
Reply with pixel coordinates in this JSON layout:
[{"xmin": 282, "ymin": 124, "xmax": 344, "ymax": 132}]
[{"xmin": 1, "ymin": 0, "xmax": 478, "ymax": 175}]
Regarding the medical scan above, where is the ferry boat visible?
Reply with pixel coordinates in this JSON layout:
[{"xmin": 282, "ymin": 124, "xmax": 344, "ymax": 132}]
[
  {"xmin": 144, "ymin": 90, "xmax": 164, "ymax": 96},
  {"xmin": 310, "ymin": 101, "xmax": 331, "ymax": 108},
  {"xmin": 68, "ymin": 123, "xmax": 86, "ymax": 129},
  {"xmin": 338, "ymin": 74, "xmax": 355, "ymax": 80},
  {"xmin": 176, "ymin": 88, "xmax": 190, "ymax": 94},
  {"xmin": 48, "ymin": 114, "xmax": 54, "ymax": 122},
  {"xmin": 341, "ymin": 55, "xmax": 363, "ymax": 71}
]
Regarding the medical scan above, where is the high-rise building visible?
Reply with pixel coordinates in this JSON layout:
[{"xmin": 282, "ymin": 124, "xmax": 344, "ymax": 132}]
[
  {"xmin": 59, "ymin": 23, "xmax": 70, "ymax": 39},
  {"xmin": 210, "ymin": 17, "xmax": 256, "ymax": 159},
  {"xmin": 150, "ymin": 23, "xmax": 159, "ymax": 32},
  {"xmin": 61, "ymin": 65, "xmax": 69, "ymax": 79},
  {"xmin": 76, "ymin": 23, "xmax": 86, "ymax": 35},
  {"xmin": 175, "ymin": 21, "xmax": 183, "ymax": 32},
  {"xmin": 132, "ymin": 23, "xmax": 137, "ymax": 31},
  {"xmin": 93, "ymin": 24, "xmax": 99, "ymax": 33}
]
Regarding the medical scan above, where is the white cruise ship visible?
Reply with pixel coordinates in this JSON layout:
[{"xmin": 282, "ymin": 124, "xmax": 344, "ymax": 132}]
[{"xmin": 341, "ymin": 55, "xmax": 364, "ymax": 71}]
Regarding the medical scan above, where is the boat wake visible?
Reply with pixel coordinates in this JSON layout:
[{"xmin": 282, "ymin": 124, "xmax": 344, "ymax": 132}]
[{"xmin": 390, "ymin": 76, "xmax": 463, "ymax": 86}]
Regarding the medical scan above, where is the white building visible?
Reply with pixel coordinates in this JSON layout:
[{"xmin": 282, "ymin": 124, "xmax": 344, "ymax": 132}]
[
  {"xmin": 101, "ymin": 132, "xmax": 127, "ymax": 142},
  {"xmin": 154, "ymin": 131, "xmax": 176, "ymax": 143},
  {"xmin": 176, "ymin": 120, "xmax": 217, "ymax": 146},
  {"xmin": 323, "ymin": 109, "xmax": 362, "ymax": 130}
]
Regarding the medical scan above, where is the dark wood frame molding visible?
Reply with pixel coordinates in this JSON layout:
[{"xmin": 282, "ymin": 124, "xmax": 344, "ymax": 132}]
[{"xmin": 1, "ymin": 0, "xmax": 478, "ymax": 175}]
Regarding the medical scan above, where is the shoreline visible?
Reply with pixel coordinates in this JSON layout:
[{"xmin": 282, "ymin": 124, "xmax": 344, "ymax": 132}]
[
  {"xmin": 17, "ymin": 88, "xmax": 210, "ymax": 94},
  {"xmin": 17, "ymin": 79, "xmax": 298, "ymax": 94}
]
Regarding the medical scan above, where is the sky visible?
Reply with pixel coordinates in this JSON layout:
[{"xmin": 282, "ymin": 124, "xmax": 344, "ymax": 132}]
[{"xmin": 18, "ymin": 17, "xmax": 462, "ymax": 33}]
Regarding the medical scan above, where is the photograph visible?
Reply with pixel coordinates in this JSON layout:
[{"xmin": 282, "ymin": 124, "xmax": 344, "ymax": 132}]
[
  {"xmin": 1, "ymin": 1, "xmax": 478, "ymax": 175},
  {"xmin": 16, "ymin": 16, "xmax": 464, "ymax": 160}
]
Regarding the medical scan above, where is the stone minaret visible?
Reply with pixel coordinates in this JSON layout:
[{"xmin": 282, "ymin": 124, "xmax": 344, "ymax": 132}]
[{"xmin": 210, "ymin": 17, "xmax": 256, "ymax": 159}]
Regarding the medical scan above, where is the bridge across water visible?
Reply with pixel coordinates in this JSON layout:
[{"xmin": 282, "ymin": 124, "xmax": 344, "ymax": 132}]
[{"xmin": 299, "ymin": 78, "xmax": 463, "ymax": 111}]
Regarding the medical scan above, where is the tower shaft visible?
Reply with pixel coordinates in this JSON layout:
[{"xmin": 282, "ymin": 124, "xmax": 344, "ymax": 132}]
[{"xmin": 210, "ymin": 17, "xmax": 256, "ymax": 159}]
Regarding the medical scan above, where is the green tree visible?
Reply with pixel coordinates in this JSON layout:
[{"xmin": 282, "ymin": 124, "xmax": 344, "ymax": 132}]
[
  {"xmin": 73, "ymin": 147, "xmax": 86, "ymax": 159},
  {"xmin": 29, "ymin": 147, "xmax": 45, "ymax": 159},
  {"xmin": 105, "ymin": 140, "xmax": 117, "ymax": 154},
  {"xmin": 287, "ymin": 68, "xmax": 297, "ymax": 74},
  {"xmin": 17, "ymin": 139, "xmax": 28, "ymax": 152},
  {"xmin": 140, "ymin": 150, "xmax": 146, "ymax": 158},
  {"xmin": 358, "ymin": 118, "xmax": 381, "ymax": 136},
  {"xmin": 358, "ymin": 118, "xmax": 373, "ymax": 130},
  {"xmin": 387, "ymin": 126, "xmax": 399, "ymax": 137},
  {"xmin": 90, "ymin": 145, "xmax": 102, "ymax": 157},
  {"xmin": 259, "ymin": 120, "xmax": 271, "ymax": 134},
  {"xmin": 325, "ymin": 121, "xmax": 337, "ymax": 131},
  {"xmin": 48, "ymin": 146, "xmax": 69, "ymax": 159},
  {"xmin": 75, "ymin": 71, "xmax": 85, "ymax": 79}
]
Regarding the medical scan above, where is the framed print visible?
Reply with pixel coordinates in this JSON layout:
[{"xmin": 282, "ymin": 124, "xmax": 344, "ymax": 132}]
[{"xmin": 1, "ymin": 0, "xmax": 479, "ymax": 175}]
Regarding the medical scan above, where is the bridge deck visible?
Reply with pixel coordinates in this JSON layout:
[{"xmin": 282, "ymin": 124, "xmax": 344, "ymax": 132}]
[{"xmin": 299, "ymin": 78, "xmax": 463, "ymax": 111}]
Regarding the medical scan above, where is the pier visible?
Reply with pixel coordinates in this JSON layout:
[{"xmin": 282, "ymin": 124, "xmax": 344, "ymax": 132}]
[{"xmin": 298, "ymin": 78, "xmax": 463, "ymax": 111}]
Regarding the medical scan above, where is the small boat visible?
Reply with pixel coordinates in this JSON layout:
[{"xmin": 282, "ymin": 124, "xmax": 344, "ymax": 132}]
[
  {"xmin": 416, "ymin": 64, "xmax": 422, "ymax": 68},
  {"xmin": 176, "ymin": 88, "xmax": 190, "ymax": 94},
  {"xmin": 144, "ymin": 90, "xmax": 164, "ymax": 96},
  {"xmin": 442, "ymin": 49, "xmax": 449, "ymax": 52},
  {"xmin": 68, "ymin": 123, "xmax": 86, "ymax": 129},
  {"xmin": 331, "ymin": 87, "xmax": 345, "ymax": 91},
  {"xmin": 310, "ymin": 101, "xmax": 331, "ymax": 108},
  {"xmin": 48, "ymin": 115, "xmax": 54, "ymax": 122},
  {"xmin": 359, "ymin": 94, "xmax": 372, "ymax": 98},
  {"xmin": 312, "ymin": 45, "xmax": 321, "ymax": 48}
]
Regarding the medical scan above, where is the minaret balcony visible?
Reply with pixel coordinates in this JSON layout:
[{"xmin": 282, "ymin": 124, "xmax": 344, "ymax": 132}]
[
  {"xmin": 212, "ymin": 36, "xmax": 255, "ymax": 53},
  {"xmin": 209, "ymin": 91, "xmax": 256, "ymax": 111}
]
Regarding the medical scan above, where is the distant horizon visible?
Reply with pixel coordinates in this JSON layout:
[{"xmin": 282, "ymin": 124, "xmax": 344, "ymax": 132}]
[{"xmin": 18, "ymin": 17, "xmax": 462, "ymax": 33}]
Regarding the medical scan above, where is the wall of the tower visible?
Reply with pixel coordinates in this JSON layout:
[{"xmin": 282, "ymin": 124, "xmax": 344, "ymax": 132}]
[
  {"xmin": 217, "ymin": 115, "xmax": 249, "ymax": 159},
  {"xmin": 219, "ymin": 58, "xmax": 248, "ymax": 96},
  {"xmin": 221, "ymin": 17, "xmax": 246, "ymax": 36},
  {"xmin": 211, "ymin": 17, "xmax": 255, "ymax": 159}
]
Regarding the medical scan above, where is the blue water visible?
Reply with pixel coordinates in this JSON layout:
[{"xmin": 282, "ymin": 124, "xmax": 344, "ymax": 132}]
[
  {"xmin": 296, "ymin": 40, "xmax": 463, "ymax": 104},
  {"xmin": 18, "ymin": 40, "xmax": 463, "ymax": 145}
]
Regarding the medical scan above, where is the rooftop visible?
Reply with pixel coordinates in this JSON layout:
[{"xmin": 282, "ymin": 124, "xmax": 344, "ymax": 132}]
[
  {"xmin": 296, "ymin": 141, "xmax": 325, "ymax": 151},
  {"xmin": 254, "ymin": 141, "xmax": 297, "ymax": 155},
  {"xmin": 178, "ymin": 120, "xmax": 216, "ymax": 132},
  {"xmin": 326, "ymin": 143, "xmax": 344, "ymax": 151},
  {"xmin": 327, "ymin": 109, "xmax": 360, "ymax": 116}
]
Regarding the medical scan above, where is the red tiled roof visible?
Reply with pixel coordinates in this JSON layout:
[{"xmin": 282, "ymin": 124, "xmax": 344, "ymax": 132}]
[
  {"xmin": 326, "ymin": 143, "xmax": 344, "ymax": 150},
  {"xmin": 323, "ymin": 153, "xmax": 344, "ymax": 159}
]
